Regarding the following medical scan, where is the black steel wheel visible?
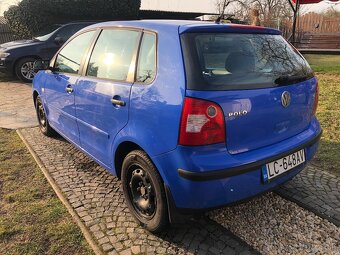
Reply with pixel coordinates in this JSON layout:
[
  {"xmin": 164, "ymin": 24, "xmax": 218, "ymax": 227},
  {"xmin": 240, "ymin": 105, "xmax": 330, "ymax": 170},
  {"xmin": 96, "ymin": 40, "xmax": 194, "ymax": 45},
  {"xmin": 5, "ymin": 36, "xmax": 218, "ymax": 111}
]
[
  {"xmin": 129, "ymin": 167, "xmax": 157, "ymax": 219},
  {"xmin": 122, "ymin": 150, "xmax": 169, "ymax": 233},
  {"xmin": 35, "ymin": 96, "xmax": 55, "ymax": 137}
]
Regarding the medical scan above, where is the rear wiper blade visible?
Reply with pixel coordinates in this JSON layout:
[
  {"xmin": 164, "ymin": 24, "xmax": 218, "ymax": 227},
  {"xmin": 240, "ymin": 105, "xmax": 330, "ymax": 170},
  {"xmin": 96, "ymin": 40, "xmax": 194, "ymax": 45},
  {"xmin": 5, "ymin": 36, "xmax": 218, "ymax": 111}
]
[{"xmin": 274, "ymin": 75, "xmax": 308, "ymax": 85}]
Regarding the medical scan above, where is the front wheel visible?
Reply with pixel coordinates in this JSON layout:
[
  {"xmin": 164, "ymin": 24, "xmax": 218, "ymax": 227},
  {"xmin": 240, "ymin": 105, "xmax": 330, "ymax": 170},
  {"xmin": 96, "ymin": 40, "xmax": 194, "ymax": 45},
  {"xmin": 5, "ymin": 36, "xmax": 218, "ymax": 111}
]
[
  {"xmin": 15, "ymin": 57, "xmax": 38, "ymax": 82},
  {"xmin": 35, "ymin": 96, "xmax": 55, "ymax": 137},
  {"xmin": 121, "ymin": 150, "xmax": 169, "ymax": 233}
]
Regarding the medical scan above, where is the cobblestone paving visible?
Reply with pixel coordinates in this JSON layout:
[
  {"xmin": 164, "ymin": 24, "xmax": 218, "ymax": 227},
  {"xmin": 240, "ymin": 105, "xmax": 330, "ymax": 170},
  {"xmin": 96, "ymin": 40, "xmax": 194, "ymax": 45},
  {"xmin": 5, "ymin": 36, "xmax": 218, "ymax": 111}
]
[
  {"xmin": 277, "ymin": 164, "xmax": 340, "ymax": 226},
  {"xmin": 20, "ymin": 128, "xmax": 257, "ymax": 255},
  {"xmin": 0, "ymin": 82, "xmax": 37, "ymax": 129}
]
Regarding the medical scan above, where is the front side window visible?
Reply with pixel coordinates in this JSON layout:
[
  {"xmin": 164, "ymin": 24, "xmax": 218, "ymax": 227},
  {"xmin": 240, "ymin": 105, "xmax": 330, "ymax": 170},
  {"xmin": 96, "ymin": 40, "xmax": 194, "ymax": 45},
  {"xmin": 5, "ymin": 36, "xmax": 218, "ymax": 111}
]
[
  {"xmin": 136, "ymin": 33, "xmax": 157, "ymax": 84},
  {"xmin": 34, "ymin": 24, "xmax": 61, "ymax": 41},
  {"xmin": 87, "ymin": 29, "xmax": 140, "ymax": 81},
  {"xmin": 55, "ymin": 31, "xmax": 96, "ymax": 74},
  {"xmin": 54, "ymin": 24, "xmax": 91, "ymax": 41},
  {"xmin": 181, "ymin": 33, "xmax": 313, "ymax": 90}
]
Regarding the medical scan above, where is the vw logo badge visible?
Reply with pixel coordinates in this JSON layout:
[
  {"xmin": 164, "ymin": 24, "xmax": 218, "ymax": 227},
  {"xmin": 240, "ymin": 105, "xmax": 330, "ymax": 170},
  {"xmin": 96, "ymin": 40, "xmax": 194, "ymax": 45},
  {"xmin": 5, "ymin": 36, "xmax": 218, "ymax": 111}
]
[{"xmin": 281, "ymin": 91, "xmax": 291, "ymax": 108}]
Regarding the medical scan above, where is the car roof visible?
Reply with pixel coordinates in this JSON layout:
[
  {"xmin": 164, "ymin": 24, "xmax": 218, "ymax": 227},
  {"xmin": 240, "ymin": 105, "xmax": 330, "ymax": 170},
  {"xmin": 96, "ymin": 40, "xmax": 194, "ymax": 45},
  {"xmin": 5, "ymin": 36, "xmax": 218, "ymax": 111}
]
[
  {"xmin": 59, "ymin": 21, "xmax": 97, "ymax": 26},
  {"xmin": 83, "ymin": 19, "xmax": 281, "ymax": 35}
]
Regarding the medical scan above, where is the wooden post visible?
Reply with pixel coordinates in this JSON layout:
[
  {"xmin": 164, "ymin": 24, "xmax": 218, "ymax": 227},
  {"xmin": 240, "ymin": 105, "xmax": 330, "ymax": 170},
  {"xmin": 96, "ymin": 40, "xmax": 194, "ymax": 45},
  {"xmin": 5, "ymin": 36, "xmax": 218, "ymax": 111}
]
[{"xmin": 287, "ymin": 0, "xmax": 300, "ymax": 44}]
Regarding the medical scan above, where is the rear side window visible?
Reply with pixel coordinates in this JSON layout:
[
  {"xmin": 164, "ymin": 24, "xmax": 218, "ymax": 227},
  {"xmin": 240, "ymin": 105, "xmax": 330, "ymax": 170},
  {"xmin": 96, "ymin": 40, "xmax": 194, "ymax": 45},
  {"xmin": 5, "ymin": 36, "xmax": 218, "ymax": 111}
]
[
  {"xmin": 55, "ymin": 31, "xmax": 96, "ymax": 74},
  {"xmin": 136, "ymin": 33, "xmax": 157, "ymax": 84},
  {"xmin": 181, "ymin": 33, "xmax": 313, "ymax": 90},
  {"xmin": 87, "ymin": 29, "xmax": 140, "ymax": 81}
]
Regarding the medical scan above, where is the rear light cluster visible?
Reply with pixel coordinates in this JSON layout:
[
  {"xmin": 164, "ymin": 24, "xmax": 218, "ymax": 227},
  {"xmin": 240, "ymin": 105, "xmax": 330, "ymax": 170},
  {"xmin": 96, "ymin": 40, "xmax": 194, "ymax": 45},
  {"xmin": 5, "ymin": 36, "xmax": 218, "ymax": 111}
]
[
  {"xmin": 179, "ymin": 97, "xmax": 225, "ymax": 146},
  {"xmin": 312, "ymin": 80, "xmax": 319, "ymax": 116}
]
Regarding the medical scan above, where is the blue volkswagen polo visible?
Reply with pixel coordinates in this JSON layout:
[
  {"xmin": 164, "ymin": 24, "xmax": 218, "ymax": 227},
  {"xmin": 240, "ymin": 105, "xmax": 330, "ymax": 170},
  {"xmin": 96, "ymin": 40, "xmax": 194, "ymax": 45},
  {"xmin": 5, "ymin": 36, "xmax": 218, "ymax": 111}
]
[{"xmin": 32, "ymin": 20, "xmax": 321, "ymax": 232}]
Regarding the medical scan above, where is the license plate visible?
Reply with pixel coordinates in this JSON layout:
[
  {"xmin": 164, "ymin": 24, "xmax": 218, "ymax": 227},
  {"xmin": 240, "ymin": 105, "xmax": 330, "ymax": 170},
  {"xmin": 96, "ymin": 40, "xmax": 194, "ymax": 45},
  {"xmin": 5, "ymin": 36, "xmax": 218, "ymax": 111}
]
[{"xmin": 263, "ymin": 149, "xmax": 305, "ymax": 181}]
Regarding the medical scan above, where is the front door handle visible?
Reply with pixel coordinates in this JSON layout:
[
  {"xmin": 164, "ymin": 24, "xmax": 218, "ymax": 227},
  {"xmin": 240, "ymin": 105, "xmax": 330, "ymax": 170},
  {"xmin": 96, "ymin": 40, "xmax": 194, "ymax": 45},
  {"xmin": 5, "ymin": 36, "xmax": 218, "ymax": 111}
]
[
  {"xmin": 66, "ymin": 86, "xmax": 73, "ymax": 94},
  {"xmin": 111, "ymin": 98, "xmax": 126, "ymax": 107}
]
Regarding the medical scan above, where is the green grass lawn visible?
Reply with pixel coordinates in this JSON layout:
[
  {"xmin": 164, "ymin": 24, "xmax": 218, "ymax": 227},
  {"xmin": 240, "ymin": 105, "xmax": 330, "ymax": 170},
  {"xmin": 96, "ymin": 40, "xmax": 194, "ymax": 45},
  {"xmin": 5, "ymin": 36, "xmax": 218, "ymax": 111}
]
[
  {"xmin": 304, "ymin": 54, "xmax": 340, "ymax": 74},
  {"xmin": 0, "ymin": 129, "xmax": 94, "ymax": 255},
  {"xmin": 313, "ymin": 72, "xmax": 340, "ymax": 177}
]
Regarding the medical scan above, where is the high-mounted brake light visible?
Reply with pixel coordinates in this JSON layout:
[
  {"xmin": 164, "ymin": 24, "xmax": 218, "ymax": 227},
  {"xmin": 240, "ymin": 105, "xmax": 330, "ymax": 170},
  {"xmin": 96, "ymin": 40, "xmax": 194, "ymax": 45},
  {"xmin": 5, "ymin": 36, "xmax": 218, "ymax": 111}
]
[
  {"xmin": 179, "ymin": 97, "xmax": 225, "ymax": 146},
  {"xmin": 228, "ymin": 24, "xmax": 266, "ymax": 30},
  {"xmin": 312, "ymin": 80, "xmax": 319, "ymax": 116}
]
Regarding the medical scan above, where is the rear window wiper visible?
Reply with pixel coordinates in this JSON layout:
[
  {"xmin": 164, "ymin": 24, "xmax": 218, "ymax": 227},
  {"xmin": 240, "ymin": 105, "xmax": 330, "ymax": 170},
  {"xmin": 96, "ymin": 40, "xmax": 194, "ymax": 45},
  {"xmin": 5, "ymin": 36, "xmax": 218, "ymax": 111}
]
[{"xmin": 274, "ymin": 74, "xmax": 309, "ymax": 85}]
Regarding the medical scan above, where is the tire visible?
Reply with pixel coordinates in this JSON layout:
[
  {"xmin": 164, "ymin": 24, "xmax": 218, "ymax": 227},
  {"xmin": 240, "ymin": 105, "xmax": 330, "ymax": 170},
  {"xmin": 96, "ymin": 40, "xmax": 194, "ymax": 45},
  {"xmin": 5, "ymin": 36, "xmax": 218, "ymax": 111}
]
[
  {"xmin": 15, "ymin": 57, "xmax": 38, "ymax": 83},
  {"xmin": 35, "ymin": 96, "xmax": 55, "ymax": 137},
  {"xmin": 121, "ymin": 150, "xmax": 169, "ymax": 233}
]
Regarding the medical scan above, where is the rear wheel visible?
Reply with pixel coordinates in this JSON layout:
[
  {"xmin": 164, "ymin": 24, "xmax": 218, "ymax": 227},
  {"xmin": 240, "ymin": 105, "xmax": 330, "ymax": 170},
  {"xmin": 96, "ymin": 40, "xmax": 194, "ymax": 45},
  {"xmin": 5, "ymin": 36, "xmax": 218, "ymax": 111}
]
[
  {"xmin": 15, "ymin": 57, "xmax": 37, "ymax": 82},
  {"xmin": 35, "ymin": 96, "xmax": 55, "ymax": 137},
  {"xmin": 121, "ymin": 150, "xmax": 169, "ymax": 233}
]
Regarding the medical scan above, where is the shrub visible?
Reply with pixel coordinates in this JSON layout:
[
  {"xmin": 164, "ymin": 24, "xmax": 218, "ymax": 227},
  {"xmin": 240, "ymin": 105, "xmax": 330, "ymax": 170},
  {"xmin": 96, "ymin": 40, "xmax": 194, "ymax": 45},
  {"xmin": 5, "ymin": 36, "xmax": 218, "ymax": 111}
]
[{"xmin": 4, "ymin": 0, "xmax": 141, "ymax": 38}]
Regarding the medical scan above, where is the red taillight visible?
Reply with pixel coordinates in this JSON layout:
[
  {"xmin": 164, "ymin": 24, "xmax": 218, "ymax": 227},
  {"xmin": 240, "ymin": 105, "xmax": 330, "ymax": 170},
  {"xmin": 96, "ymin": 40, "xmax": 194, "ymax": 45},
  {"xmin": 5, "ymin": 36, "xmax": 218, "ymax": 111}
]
[
  {"xmin": 312, "ymin": 80, "xmax": 319, "ymax": 116},
  {"xmin": 179, "ymin": 97, "xmax": 225, "ymax": 146}
]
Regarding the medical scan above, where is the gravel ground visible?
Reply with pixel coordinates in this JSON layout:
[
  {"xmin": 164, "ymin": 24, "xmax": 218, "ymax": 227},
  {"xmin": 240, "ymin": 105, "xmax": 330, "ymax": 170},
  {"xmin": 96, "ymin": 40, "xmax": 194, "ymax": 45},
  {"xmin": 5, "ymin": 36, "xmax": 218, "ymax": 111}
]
[{"xmin": 209, "ymin": 192, "xmax": 340, "ymax": 255}]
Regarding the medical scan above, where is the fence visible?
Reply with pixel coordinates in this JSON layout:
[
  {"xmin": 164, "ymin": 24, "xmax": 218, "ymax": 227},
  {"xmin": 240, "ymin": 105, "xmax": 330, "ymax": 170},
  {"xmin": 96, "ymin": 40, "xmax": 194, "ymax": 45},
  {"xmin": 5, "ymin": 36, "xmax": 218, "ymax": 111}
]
[
  {"xmin": 0, "ymin": 17, "xmax": 15, "ymax": 44},
  {"xmin": 0, "ymin": 31, "xmax": 15, "ymax": 44},
  {"xmin": 298, "ymin": 12, "xmax": 340, "ymax": 33},
  {"xmin": 283, "ymin": 12, "xmax": 340, "ymax": 39}
]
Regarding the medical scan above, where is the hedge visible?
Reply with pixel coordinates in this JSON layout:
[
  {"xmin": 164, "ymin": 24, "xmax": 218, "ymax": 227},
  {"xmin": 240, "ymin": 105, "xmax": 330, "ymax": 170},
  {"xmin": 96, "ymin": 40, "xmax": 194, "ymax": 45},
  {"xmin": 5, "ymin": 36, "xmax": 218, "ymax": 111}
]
[{"xmin": 4, "ymin": 0, "xmax": 141, "ymax": 39}]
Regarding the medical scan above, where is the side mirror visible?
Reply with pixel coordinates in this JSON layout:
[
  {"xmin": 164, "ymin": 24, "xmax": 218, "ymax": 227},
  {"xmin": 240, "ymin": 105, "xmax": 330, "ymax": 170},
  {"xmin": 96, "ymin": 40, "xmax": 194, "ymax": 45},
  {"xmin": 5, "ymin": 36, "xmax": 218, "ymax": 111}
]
[
  {"xmin": 34, "ymin": 60, "xmax": 51, "ymax": 72},
  {"xmin": 54, "ymin": 36, "xmax": 65, "ymax": 45}
]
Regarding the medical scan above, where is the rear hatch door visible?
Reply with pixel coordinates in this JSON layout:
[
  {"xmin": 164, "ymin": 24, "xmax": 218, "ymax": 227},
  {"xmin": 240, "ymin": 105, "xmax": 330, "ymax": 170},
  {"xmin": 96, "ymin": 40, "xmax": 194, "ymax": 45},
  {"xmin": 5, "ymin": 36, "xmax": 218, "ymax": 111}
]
[{"xmin": 181, "ymin": 29, "xmax": 317, "ymax": 154}]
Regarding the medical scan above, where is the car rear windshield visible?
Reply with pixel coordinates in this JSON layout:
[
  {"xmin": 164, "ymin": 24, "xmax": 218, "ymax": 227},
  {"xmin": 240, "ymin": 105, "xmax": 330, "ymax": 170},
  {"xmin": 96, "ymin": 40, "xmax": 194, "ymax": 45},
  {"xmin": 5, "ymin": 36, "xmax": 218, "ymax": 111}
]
[{"xmin": 181, "ymin": 33, "xmax": 314, "ymax": 90}]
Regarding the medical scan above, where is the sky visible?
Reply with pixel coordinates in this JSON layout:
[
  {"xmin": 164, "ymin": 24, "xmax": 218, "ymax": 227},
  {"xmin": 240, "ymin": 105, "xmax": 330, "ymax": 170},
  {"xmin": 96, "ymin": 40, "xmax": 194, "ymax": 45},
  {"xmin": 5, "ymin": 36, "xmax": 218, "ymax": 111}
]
[{"xmin": 0, "ymin": 0, "xmax": 339, "ymax": 16}]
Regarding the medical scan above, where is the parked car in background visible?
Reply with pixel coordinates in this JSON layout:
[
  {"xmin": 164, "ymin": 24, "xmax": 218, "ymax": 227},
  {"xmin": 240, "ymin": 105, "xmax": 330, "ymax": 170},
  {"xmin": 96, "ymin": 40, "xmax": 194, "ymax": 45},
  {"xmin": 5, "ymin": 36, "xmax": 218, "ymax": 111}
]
[
  {"xmin": 0, "ymin": 22, "xmax": 95, "ymax": 82},
  {"xmin": 32, "ymin": 20, "xmax": 321, "ymax": 233}
]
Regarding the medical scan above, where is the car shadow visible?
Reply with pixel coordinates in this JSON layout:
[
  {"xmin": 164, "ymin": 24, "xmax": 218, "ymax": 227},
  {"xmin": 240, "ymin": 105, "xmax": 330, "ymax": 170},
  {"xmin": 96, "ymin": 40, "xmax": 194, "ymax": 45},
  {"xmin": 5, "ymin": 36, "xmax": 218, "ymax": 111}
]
[{"xmin": 0, "ymin": 74, "xmax": 19, "ymax": 82}]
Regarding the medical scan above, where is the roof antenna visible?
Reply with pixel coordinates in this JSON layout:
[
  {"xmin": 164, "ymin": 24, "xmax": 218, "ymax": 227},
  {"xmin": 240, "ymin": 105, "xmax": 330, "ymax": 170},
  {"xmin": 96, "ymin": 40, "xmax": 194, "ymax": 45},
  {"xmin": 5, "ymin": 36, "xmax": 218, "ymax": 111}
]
[{"xmin": 215, "ymin": 0, "xmax": 228, "ymax": 24}]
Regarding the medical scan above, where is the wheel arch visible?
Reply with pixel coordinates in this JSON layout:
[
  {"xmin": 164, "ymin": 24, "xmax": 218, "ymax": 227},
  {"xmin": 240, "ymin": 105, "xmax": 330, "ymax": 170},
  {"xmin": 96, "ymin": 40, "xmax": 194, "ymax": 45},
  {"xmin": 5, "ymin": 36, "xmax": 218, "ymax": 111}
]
[
  {"xmin": 114, "ymin": 141, "xmax": 143, "ymax": 179},
  {"xmin": 33, "ymin": 90, "xmax": 39, "ymax": 107},
  {"xmin": 114, "ymin": 139, "xmax": 168, "ymax": 182}
]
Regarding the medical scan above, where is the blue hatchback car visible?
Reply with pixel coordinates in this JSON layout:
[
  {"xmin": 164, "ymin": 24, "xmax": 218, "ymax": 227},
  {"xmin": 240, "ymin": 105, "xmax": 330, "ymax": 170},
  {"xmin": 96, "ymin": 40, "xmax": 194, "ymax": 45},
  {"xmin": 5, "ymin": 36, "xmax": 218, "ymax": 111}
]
[{"xmin": 32, "ymin": 20, "xmax": 321, "ymax": 232}]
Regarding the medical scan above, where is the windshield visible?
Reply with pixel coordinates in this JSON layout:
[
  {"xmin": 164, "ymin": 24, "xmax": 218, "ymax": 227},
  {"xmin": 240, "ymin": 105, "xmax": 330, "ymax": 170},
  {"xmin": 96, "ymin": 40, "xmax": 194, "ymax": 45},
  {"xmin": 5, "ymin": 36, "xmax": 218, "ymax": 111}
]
[
  {"xmin": 34, "ymin": 25, "xmax": 61, "ymax": 41},
  {"xmin": 181, "ymin": 33, "xmax": 313, "ymax": 90}
]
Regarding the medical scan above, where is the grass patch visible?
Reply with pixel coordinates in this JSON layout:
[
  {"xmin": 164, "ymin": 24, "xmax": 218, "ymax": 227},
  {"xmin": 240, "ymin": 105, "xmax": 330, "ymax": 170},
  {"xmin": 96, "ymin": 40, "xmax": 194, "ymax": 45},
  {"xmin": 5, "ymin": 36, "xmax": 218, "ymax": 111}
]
[
  {"xmin": 304, "ymin": 54, "xmax": 340, "ymax": 74},
  {"xmin": 313, "ymin": 72, "xmax": 340, "ymax": 176},
  {"xmin": 0, "ymin": 129, "xmax": 94, "ymax": 255}
]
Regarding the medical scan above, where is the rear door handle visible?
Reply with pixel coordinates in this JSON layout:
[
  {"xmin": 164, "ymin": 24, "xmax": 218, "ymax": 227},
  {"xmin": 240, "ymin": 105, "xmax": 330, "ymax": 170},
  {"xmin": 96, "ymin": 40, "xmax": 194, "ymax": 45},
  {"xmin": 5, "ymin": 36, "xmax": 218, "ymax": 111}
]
[{"xmin": 111, "ymin": 99, "xmax": 126, "ymax": 107}]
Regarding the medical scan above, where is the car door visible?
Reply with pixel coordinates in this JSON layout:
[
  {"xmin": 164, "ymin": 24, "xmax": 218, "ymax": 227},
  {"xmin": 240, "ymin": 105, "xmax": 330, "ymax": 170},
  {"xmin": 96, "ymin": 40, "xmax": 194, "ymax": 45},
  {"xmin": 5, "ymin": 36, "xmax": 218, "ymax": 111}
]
[
  {"xmin": 75, "ymin": 28, "xmax": 141, "ymax": 167},
  {"xmin": 44, "ymin": 30, "xmax": 97, "ymax": 144}
]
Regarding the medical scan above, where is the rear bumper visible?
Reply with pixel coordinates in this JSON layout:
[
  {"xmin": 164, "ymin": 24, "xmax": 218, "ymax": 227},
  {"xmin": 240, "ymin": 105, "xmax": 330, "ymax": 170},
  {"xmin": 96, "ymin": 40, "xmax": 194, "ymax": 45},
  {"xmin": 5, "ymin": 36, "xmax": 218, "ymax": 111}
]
[
  {"xmin": 152, "ymin": 117, "xmax": 321, "ymax": 210},
  {"xmin": 178, "ymin": 131, "xmax": 322, "ymax": 181}
]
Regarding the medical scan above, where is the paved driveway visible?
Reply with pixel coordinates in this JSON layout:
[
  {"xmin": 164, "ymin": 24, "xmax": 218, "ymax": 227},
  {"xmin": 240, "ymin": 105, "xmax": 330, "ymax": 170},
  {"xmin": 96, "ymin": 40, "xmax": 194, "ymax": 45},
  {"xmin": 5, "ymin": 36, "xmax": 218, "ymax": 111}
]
[{"xmin": 0, "ymin": 81, "xmax": 37, "ymax": 129}]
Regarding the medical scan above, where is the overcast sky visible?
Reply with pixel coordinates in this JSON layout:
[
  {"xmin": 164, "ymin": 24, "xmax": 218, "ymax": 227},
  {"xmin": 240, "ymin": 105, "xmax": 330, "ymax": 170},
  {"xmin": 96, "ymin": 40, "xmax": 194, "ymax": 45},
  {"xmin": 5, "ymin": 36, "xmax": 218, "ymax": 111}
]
[{"xmin": 0, "ymin": 0, "xmax": 339, "ymax": 15}]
